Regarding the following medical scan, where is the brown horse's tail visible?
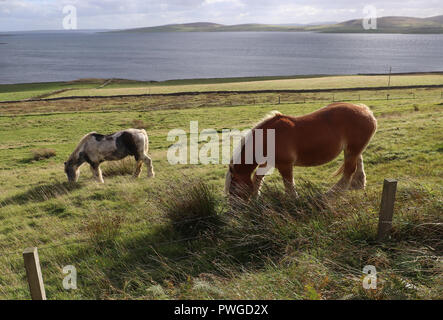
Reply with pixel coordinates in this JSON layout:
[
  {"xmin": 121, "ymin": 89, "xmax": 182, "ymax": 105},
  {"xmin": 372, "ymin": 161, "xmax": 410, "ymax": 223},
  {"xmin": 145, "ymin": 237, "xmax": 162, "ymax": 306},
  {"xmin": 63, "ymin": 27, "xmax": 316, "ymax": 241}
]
[{"xmin": 333, "ymin": 162, "xmax": 345, "ymax": 177}]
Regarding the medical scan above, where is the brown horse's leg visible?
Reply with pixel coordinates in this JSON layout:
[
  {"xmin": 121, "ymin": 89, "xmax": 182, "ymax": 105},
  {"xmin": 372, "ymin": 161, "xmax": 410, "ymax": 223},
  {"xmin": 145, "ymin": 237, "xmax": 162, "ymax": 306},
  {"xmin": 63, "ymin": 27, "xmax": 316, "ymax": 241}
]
[
  {"xmin": 133, "ymin": 160, "xmax": 143, "ymax": 178},
  {"xmin": 277, "ymin": 163, "xmax": 298, "ymax": 196},
  {"xmin": 349, "ymin": 155, "xmax": 366, "ymax": 190},
  {"xmin": 328, "ymin": 152, "xmax": 358, "ymax": 195},
  {"xmin": 252, "ymin": 173, "xmax": 265, "ymax": 197},
  {"xmin": 252, "ymin": 164, "xmax": 268, "ymax": 197}
]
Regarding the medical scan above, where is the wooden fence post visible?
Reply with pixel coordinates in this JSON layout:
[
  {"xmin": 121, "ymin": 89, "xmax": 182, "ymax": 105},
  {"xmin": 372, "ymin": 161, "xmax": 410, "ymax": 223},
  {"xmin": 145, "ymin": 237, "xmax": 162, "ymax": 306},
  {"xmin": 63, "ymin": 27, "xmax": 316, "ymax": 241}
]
[
  {"xmin": 376, "ymin": 179, "xmax": 398, "ymax": 241},
  {"xmin": 23, "ymin": 247, "xmax": 46, "ymax": 300}
]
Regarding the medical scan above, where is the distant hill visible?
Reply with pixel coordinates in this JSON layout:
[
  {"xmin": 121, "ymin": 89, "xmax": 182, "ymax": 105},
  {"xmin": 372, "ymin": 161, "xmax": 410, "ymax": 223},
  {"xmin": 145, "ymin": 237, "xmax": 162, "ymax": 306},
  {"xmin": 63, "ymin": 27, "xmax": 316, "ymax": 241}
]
[
  {"xmin": 114, "ymin": 15, "xmax": 443, "ymax": 34},
  {"xmin": 122, "ymin": 22, "xmax": 224, "ymax": 32},
  {"xmin": 112, "ymin": 22, "xmax": 305, "ymax": 33},
  {"xmin": 314, "ymin": 15, "xmax": 443, "ymax": 33}
]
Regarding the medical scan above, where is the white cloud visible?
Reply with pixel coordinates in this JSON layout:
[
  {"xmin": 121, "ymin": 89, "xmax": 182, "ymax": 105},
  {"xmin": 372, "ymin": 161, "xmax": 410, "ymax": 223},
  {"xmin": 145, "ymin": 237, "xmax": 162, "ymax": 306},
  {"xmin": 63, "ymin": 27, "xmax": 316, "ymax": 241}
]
[
  {"xmin": 203, "ymin": 0, "xmax": 244, "ymax": 6},
  {"xmin": 0, "ymin": 0, "xmax": 442, "ymax": 31},
  {"xmin": 276, "ymin": 5, "xmax": 321, "ymax": 16}
]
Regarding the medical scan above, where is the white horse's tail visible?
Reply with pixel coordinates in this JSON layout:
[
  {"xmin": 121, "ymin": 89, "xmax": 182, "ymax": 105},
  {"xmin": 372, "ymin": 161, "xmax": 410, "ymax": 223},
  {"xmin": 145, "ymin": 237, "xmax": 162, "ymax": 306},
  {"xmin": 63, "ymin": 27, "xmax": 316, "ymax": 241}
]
[{"xmin": 141, "ymin": 129, "xmax": 149, "ymax": 153}]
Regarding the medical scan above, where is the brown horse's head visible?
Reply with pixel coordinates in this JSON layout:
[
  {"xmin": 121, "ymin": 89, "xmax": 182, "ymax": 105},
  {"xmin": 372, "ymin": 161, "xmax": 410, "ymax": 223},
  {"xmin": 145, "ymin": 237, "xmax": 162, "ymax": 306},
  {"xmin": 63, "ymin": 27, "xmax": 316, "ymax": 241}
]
[{"xmin": 225, "ymin": 164, "xmax": 254, "ymax": 200}]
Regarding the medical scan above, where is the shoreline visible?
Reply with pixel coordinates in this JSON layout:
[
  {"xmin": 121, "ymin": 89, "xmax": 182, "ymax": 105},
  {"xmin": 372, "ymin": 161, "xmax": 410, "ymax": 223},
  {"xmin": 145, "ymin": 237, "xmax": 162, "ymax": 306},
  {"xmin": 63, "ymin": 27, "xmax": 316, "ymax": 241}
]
[{"xmin": 1, "ymin": 71, "xmax": 443, "ymax": 87}]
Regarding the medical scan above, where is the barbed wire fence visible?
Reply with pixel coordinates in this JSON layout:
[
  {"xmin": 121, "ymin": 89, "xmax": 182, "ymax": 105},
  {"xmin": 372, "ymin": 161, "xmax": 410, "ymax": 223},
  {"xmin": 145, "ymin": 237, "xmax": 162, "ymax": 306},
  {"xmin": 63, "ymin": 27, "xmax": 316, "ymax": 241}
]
[
  {"xmin": 1, "ymin": 176, "xmax": 441, "ymax": 300},
  {"xmin": 0, "ymin": 210, "xmax": 281, "ymax": 300},
  {"xmin": 0, "ymin": 251, "xmax": 28, "ymax": 299}
]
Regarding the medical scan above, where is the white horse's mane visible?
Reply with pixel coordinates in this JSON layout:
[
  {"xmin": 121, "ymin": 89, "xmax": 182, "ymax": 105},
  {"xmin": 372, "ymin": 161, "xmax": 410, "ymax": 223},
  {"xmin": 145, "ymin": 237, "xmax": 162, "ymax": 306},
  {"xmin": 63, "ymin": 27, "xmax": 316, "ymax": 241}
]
[
  {"xmin": 224, "ymin": 110, "xmax": 281, "ymax": 194},
  {"xmin": 67, "ymin": 132, "xmax": 97, "ymax": 162}
]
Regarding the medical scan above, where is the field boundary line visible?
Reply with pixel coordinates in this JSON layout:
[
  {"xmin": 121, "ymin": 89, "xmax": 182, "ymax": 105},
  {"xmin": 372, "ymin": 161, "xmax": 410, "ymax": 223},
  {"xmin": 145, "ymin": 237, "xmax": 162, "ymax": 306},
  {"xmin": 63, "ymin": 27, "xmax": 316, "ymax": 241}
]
[
  {"xmin": 1, "ymin": 84, "xmax": 443, "ymax": 104},
  {"xmin": 0, "ymin": 93, "xmax": 441, "ymax": 117},
  {"xmin": 26, "ymin": 88, "xmax": 76, "ymax": 100}
]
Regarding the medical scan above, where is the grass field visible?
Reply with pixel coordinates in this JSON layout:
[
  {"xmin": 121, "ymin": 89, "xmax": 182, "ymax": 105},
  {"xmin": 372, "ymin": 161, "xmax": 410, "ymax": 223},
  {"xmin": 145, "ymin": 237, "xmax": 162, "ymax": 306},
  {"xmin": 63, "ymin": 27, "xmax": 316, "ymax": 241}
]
[{"xmin": 0, "ymin": 75, "xmax": 442, "ymax": 300}]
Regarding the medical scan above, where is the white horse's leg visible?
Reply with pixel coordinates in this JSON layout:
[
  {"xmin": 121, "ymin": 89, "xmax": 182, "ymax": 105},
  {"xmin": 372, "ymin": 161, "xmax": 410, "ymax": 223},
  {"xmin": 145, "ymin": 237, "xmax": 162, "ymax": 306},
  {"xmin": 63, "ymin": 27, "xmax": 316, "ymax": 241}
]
[
  {"xmin": 75, "ymin": 168, "xmax": 80, "ymax": 182},
  {"xmin": 90, "ymin": 164, "xmax": 104, "ymax": 183},
  {"xmin": 137, "ymin": 132, "xmax": 154, "ymax": 178},
  {"xmin": 143, "ymin": 154, "xmax": 155, "ymax": 178},
  {"xmin": 97, "ymin": 167, "xmax": 104, "ymax": 183},
  {"xmin": 133, "ymin": 160, "xmax": 143, "ymax": 178},
  {"xmin": 349, "ymin": 155, "xmax": 366, "ymax": 190}
]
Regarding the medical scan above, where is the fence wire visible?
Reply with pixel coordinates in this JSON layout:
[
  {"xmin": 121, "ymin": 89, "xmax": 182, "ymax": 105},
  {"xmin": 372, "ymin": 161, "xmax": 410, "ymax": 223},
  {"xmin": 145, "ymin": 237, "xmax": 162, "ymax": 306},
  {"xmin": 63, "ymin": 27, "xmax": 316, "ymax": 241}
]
[{"xmin": 1, "ymin": 182, "xmax": 441, "ymax": 298}]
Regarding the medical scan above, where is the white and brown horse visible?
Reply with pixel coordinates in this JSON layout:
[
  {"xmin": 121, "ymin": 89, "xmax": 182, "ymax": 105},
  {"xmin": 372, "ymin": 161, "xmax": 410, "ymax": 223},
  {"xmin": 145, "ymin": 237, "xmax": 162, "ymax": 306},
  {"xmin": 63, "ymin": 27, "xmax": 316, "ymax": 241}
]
[
  {"xmin": 64, "ymin": 128, "xmax": 155, "ymax": 183},
  {"xmin": 225, "ymin": 102, "xmax": 377, "ymax": 199}
]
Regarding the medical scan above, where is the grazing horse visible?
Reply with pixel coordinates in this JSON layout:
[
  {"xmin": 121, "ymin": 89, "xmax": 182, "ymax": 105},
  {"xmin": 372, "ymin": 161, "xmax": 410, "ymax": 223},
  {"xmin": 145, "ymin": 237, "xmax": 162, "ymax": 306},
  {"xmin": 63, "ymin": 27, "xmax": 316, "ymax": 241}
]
[
  {"xmin": 225, "ymin": 102, "xmax": 377, "ymax": 199},
  {"xmin": 64, "ymin": 128, "xmax": 155, "ymax": 183}
]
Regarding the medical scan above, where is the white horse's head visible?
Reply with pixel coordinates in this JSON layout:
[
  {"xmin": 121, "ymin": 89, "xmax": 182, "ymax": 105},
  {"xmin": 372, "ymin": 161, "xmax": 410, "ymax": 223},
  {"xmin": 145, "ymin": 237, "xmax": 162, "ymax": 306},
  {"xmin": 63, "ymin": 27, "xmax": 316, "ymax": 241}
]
[
  {"xmin": 64, "ymin": 159, "xmax": 80, "ymax": 182},
  {"xmin": 64, "ymin": 132, "xmax": 94, "ymax": 182}
]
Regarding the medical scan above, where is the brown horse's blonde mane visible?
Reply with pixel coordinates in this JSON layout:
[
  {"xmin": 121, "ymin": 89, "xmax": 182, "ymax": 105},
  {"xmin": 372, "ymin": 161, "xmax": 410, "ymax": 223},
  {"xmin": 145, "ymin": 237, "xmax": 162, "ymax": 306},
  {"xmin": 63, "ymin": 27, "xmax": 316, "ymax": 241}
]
[
  {"xmin": 254, "ymin": 110, "xmax": 282, "ymax": 129},
  {"xmin": 225, "ymin": 111, "xmax": 282, "ymax": 194},
  {"xmin": 67, "ymin": 132, "xmax": 97, "ymax": 162},
  {"xmin": 232, "ymin": 110, "xmax": 282, "ymax": 163}
]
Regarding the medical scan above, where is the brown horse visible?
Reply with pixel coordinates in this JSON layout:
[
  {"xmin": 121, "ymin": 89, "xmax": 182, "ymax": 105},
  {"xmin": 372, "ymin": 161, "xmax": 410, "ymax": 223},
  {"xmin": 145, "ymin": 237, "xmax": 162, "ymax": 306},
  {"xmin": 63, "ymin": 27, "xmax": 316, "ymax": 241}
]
[{"xmin": 225, "ymin": 102, "xmax": 377, "ymax": 199}]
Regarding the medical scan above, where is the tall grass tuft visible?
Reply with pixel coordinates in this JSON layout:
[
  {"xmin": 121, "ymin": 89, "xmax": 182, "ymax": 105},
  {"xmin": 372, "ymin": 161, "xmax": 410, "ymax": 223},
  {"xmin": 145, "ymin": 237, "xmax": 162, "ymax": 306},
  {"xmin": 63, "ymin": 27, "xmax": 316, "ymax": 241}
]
[
  {"xmin": 4, "ymin": 181, "xmax": 82, "ymax": 205},
  {"xmin": 160, "ymin": 179, "xmax": 223, "ymax": 237},
  {"xmin": 226, "ymin": 192, "xmax": 294, "ymax": 258},
  {"xmin": 224, "ymin": 180, "xmax": 332, "ymax": 259},
  {"xmin": 102, "ymin": 158, "xmax": 135, "ymax": 177},
  {"xmin": 85, "ymin": 213, "xmax": 124, "ymax": 246},
  {"xmin": 258, "ymin": 179, "xmax": 330, "ymax": 216},
  {"xmin": 131, "ymin": 119, "xmax": 148, "ymax": 129},
  {"xmin": 31, "ymin": 148, "xmax": 56, "ymax": 161}
]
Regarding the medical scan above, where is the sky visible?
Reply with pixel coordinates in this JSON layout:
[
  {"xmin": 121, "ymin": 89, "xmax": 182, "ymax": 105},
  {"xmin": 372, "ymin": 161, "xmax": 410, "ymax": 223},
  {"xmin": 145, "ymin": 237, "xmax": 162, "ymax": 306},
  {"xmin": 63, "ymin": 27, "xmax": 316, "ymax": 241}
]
[{"xmin": 1, "ymin": 0, "xmax": 443, "ymax": 31}]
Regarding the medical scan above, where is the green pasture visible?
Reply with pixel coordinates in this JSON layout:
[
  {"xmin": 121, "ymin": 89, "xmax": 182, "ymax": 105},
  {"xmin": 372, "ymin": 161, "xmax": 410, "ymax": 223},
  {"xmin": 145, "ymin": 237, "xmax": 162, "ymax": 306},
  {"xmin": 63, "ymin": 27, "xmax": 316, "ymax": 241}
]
[{"xmin": 0, "ymin": 79, "xmax": 441, "ymax": 300}]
